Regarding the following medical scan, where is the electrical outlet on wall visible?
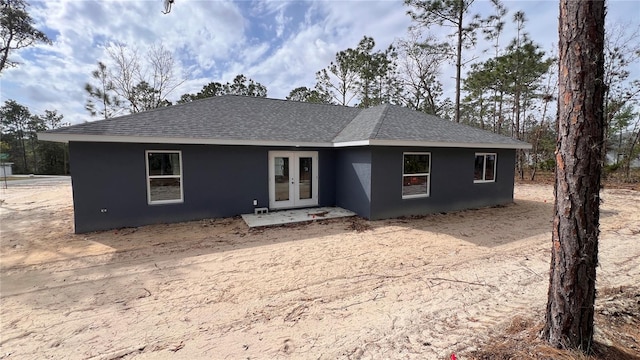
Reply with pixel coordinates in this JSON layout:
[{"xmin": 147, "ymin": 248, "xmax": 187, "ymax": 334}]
[{"xmin": 253, "ymin": 199, "xmax": 258, "ymax": 206}]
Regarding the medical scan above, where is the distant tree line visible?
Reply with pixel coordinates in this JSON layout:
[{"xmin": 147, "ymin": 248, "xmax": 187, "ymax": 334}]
[
  {"xmin": 0, "ymin": 100, "xmax": 68, "ymax": 175},
  {"xmin": 177, "ymin": 74, "xmax": 267, "ymax": 103}
]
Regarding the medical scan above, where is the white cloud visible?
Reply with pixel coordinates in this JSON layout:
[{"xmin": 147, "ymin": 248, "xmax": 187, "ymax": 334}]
[
  {"xmin": 221, "ymin": 1, "xmax": 414, "ymax": 99},
  {"xmin": 274, "ymin": 8, "xmax": 290, "ymax": 38}
]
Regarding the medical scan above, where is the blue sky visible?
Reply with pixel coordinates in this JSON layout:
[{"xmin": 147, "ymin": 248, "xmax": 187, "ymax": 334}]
[{"xmin": 1, "ymin": 0, "xmax": 638, "ymax": 125}]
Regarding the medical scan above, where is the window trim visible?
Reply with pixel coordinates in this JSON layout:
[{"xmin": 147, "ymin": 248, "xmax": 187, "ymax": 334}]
[
  {"xmin": 402, "ymin": 152, "xmax": 431, "ymax": 199},
  {"xmin": 145, "ymin": 150, "xmax": 184, "ymax": 205},
  {"xmin": 474, "ymin": 152, "xmax": 497, "ymax": 183}
]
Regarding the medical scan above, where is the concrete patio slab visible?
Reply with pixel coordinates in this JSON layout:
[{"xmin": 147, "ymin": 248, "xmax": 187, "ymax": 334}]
[{"xmin": 241, "ymin": 207, "xmax": 356, "ymax": 228}]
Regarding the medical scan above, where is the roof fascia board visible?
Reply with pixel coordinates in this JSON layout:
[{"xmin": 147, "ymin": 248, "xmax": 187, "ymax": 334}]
[
  {"xmin": 39, "ymin": 133, "xmax": 532, "ymax": 150},
  {"xmin": 367, "ymin": 139, "xmax": 532, "ymax": 149},
  {"xmin": 37, "ymin": 133, "xmax": 333, "ymax": 148},
  {"xmin": 332, "ymin": 140, "xmax": 371, "ymax": 147}
]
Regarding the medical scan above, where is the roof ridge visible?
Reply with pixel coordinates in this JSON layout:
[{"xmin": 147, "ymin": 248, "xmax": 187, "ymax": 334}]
[
  {"xmin": 370, "ymin": 104, "xmax": 391, "ymax": 139},
  {"xmin": 221, "ymin": 94, "xmax": 357, "ymax": 111},
  {"xmin": 331, "ymin": 106, "xmax": 365, "ymax": 140}
]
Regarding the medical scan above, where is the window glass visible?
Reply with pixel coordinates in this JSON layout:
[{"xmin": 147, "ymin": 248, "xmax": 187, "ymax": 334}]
[
  {"xmin": 402, "ymin": 176, "xmax": 428, "ymax": 197},
  {"xmin": 148, "ymin": 153, "xmax": 181, "ymax": 176},
  {"xmin": 147, "ymin": 151, "xmax": 182, "ymax": 204},
  {"xmin": 274, "ymin": 156, "xmax": 290, "ymax": 201},
  {"xmin": 299, "ymin": 157, "xmax": 312, "ymax": 200},
  {"xmin": 404, "ymin": 154, "xmax": 430, "ymax": 174},
  {"xmin": 474, "ymin": 155, "xmax": 484, "ymax": 181},
  {"xmin": 474, "ymin": 153, "xmax": 497, "ymax": 182},
  {"xmin": 149, "ymin": 178, "xmax": 182, "ymax": 202},
  {"xmin": 403, "ymin": 153, "xmax": 430, "ymax": 198},
  {"xmin": 485, "ymin": 154, "xmax": 496, "ymax": 181}
]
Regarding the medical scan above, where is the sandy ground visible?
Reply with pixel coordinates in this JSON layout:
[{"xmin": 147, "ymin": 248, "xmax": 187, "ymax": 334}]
[{"xmin": 0, "ymin": 178, "xmax": 638, "ymax": 359}]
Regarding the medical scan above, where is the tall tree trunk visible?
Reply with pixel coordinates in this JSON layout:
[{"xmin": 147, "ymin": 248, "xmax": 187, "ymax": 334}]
[
  {"xmin": 18, "ymin": 129, "xmax": 28, "ymax": 173},
  {"xmin": 454, "ymin": 6, "xmax": 463, "ymax": 123},
  {"xmin": 30, "ymin": 138, "xmax": 38, "ymax": 174},
  {"xmin": 497, "ymin": 91, "xmax": 504, "ymax": 134},
  {"xmin": 623, "ymin": 123, "xmax": 640, "ymax": 181},
  {"xmin": 63, "ymin": 144, "xmax": 69, "ymax": 175},
  {"xmin": 514, "ymin": 89, "xmax": 521, "ymax": 139},
  {"xmin": 0, "ymin": 31, "xmax": 14, "ymax": 73},
  {"xmin": 478, "ymin": 95, "xmax": 484, "ymax": 129},
  {"xmin": 544, "ymin": 0, "xmax": 605, "ymax": 352},
  {"xmin": 515, "ymin": 89, "xmax": 523, "ymax": 180}
]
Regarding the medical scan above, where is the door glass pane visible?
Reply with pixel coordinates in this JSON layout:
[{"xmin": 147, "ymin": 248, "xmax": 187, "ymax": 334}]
[
  {"xmin": 275, "ymin": 157, "xmax": 289, "ymax": 201},
  {"xmin": 299, "ymin": 157, "xmax": 312, "ymax": 200}
]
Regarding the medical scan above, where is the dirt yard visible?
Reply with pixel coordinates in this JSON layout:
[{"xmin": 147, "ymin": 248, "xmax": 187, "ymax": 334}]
[{"xmin": 1, "ymin": 178, "xmax": 639, "ymax": 359}]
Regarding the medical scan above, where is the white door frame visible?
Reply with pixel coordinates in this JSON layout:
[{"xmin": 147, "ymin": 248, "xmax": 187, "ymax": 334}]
[{"xmin": 268, "ymin": 151, "xmax": 318, "ymax": 209}]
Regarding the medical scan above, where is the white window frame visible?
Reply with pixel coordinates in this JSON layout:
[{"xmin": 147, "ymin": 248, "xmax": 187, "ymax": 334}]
[
  {"xmin": 402, "ymin": 152, "xmax": 431, "ymax": 199},
  {"xmin": 145, "ymin": 150, "xmax": 184, "ymax": 205},
  {"xmin": 474, "ymin": 152, "xmax": 497, "ymax": 183}
]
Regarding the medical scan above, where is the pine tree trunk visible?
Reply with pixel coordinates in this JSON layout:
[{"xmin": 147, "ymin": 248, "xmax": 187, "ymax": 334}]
[
  {"xmin": 454, "ymin": 6, "xmax": 463, "ymax": 123},
  {"xmin": 544, "ymin": 0, "xmax": 605, "ymax": 351}
]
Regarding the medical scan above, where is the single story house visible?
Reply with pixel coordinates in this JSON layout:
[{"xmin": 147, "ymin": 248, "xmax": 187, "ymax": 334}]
[{"xmin": 39, "ymin": 95, "xmax": 531, "ymax": 233}]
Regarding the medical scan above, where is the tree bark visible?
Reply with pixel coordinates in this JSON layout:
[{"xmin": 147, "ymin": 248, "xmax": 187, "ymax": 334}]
[
  {"xmin": 544, "ymin": 0, "xmax": 605, "ymax": 352},
  {"xmin": 454, "ymin": 5, "xmax": 463, "ymax": 123},
  {"xmin": 0, "ymin": 31, "xmax": 14, "ymax": 74},
  {"xmin": 623, "ymin": 124, "xmax": 640, "ymax": 181}
]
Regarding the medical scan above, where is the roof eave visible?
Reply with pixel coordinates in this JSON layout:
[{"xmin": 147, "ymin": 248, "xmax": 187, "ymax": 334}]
[
  {"xmin": 38, "ymin": 133, "xmax": 532, "ymax": 150},
  {"xmin": 37, "ymin": 133, "xmax": 334, "ymax": 148},
  {"xmin": 333, "ymin": 139, "xmax": 532, "ymax": 149}
]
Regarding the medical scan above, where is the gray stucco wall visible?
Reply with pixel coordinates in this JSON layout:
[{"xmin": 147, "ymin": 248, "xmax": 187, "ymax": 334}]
[
  {"xmin": 334, "ymin": 147, "xmax": 372, "ymax": 219},
  {"xmin": 69, "ymin": 142, "xmax": 335, "ymax": 233},
  {"xmin": 369, "ymin": 147, "xmax": 516, "ymax": 220},
  {"xmin": 68, "ymin": 141, "xmax": 516, "ymax": 232}
]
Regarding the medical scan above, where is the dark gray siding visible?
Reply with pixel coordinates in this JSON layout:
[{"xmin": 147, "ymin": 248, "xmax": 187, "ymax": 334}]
[
  {"xmin": 68, "ymin": 141, "xmax": 516, "ymax": 232},
  {"xmin": 334, "ymin": 147, "xmax": 372, "ymax": 219},
  {"xmin": 69, "ymin": 142, "xmax": 335, "ymax": 233},
  {"xmin": 369, "ymin": 147, "xmax": 516, "ymax": 220},
  {"xmin": 318, "ymin": 150, "xmax": 337, "ymax": 208}
]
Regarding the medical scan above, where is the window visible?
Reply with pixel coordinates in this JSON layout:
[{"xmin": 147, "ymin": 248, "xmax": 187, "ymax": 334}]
[
  {"xmin": 474, "ymin": 153, "xmax": 496, "ymax": 183},
  {"xmin": 403, "ymin": 152, "xmax": 430, "ymax": 198},
  {"xmin": 146, "ymin": 150, "xmax": 183, "ymax": 204}
]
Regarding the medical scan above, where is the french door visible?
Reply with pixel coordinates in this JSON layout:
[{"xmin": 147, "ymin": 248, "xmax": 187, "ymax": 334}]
[{"xmin": 269, "ymin": 151, "xmax": 318, "ymax": 209}]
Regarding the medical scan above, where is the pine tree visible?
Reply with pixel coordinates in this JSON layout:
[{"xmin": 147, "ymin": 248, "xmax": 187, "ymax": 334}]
[{"xmin": 544, "ymin": 0, "xmax": 606, "ymax": 351}]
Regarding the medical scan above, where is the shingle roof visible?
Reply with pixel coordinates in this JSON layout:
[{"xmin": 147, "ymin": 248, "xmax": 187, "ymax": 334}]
[
  {"xmin": 373, "ymin": 105, "xmax": 528, "ymax": 145},
  {"xmin": 40, "ymin": 95, "xmax": 531, "ymax": 149},
  {"xmin": 332, "ymin": 105, "xmax": 388, "ymax": 143}
]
